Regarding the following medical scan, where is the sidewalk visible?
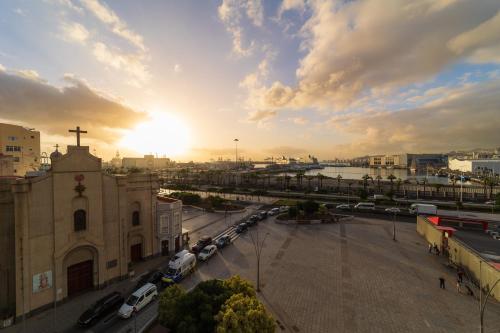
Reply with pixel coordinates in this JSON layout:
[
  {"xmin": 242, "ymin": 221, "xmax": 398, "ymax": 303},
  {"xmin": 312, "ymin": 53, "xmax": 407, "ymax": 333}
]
[{"xmin": 3, "ymin": 256, "xmax": 168, "ymax": 333}]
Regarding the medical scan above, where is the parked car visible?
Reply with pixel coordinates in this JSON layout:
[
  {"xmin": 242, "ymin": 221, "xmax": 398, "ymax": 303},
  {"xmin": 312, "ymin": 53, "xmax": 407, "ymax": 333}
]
[
  {"xmin": 485, "ymin": 201, "xmax": 496, "ymax": 205},
  {"xmin": 268, "ymin": 208, "xmax": 280, "ymax": 216},
  {"xmin": 336, "ymin": 204, "xmax": 351, "ymax": 210},
  {"xmin": 135, "ymin": 269, "xmax": 165, "ymax": 289},
  {"xmin": 77, "ymin": 292, "xmax": 124, "ymax": 327},
  {"xmin": 191, "ymin": 236, "xmax": 213, "ymax": 253},
  {"xmin": 118, "ymin": 283, "xmax": 158, "ymax": 319},
  {"xmin": 246, "ymin": 216, "xmax": 258, "ymax": 226},
  {"xmin": 257, "ymin": 211, "xmax": 268, "ymax": 220},
  {"xmin": 354, "ymin": 202, "xmax": 376, "ymax": 210},
  {"xmin": 215, "ymin": 234, "xmax": 231, "ymax": 248},
  {"xmin": 236, "ymin": 222, "xmax": 248, "ymax": 233},
  {"xmin": 168, "ymin": 249, "xmax": 190, "ymax": 267},
  {"xmin": 385, "ymin": 207, "xmax": 401, "ymax": 214},
  {"xmin": 279, "ymin": 206, "xmax": 289, "ymax": 213},
  {"xmin": 198, "ymin": 245, "xmax": 217, "ymax": 261}
]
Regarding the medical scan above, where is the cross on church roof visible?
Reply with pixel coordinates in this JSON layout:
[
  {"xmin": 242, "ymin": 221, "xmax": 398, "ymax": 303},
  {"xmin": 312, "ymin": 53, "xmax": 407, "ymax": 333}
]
[{"xmin": 68, "ymin": 126, "xmax": 87, "ymax": 147}]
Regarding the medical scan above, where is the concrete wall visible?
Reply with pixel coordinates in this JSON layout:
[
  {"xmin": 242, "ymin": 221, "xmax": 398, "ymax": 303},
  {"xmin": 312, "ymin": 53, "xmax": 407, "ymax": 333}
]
[
  {"xmin": 0, "ymin": 180, "xmax": 15, "ymax": 312},
  {"xmin": 448, "ymin": 237, "xmax": 500, "ymax": 301},
  {"xmin": 416, "ymin": 216, "xmax": 443, "ymax": 248},
  {"xmin": 417, "ymin": 216, "xmax": 500, "ymax": 301}
]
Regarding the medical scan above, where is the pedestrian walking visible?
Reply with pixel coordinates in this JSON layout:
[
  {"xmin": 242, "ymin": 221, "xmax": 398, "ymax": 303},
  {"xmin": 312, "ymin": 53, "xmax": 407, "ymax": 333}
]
[
  {"xmin": 439, "ymin": 277, "xmax": 446, "ymax": 289},
  {"xmin": 456, "ymin": 280, "xmax": 461, "ymax": 293},
  {"xmin": 428, "ymin": 243, "xmax": 432, "ymax": 253},
  {"xmin": 457, "ymin": 269, "xmax": 464, "ymax": 283},
  {"xmin": 436, "ymin": 247, "xmax": 440, "ymax": 256},
  {"xmin": 465, "ymin": 285, "xmax": 474, "ymax": 296}
]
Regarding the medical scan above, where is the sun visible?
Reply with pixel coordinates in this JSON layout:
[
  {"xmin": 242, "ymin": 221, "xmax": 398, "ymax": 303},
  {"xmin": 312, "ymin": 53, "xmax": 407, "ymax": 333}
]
[{"xmin": 119, "ymin": 111, "xmax": 191, "ymax": 157}]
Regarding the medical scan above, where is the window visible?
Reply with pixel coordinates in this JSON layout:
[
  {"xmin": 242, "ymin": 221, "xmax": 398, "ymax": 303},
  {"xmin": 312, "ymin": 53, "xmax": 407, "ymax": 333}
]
[
  {"xmin": 74, "ymin": 209, "xmax": 86, "ymax": 231},
  {"xmin": 132, "ymin": 211, "xmax": 140, "ymax": 226},
  {"xmin": 6, "ymin": 146, "xmax": 21, "ymax": 152},
  {"xmin": 7, "ymin": 136, "xmax": 17, "ymax": 141},
  {"xmin": 159, "ymin": 215, "xmax": 170, "ymax": 234}
]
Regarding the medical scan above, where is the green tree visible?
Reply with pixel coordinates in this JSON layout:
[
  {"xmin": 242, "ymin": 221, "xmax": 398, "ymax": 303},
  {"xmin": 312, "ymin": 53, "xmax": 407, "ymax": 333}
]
[
  {"xmin": 361, "ymin": 174, "xmax": 372, "ymax": 191},
  {"xmin": 300, "ymin": 200, "xmax": 319, "ymax": 215},
  {"xmin": 288, "ymin": 206, "xmax": 298, "ymax": 218},
  {"xmin": 215, "ymin": 294, "xmax": 275, "ymax": 333},
  {"xmin": 158, "ymin": 285, "xmax": 186, "ymax": 329},
  {"xmin": 223, "ymin": 275, "xmax": 256, "ymax": 298},
  {"xmin": 336, "ymin": 174, "xmax": 342, "ymax": 192}
]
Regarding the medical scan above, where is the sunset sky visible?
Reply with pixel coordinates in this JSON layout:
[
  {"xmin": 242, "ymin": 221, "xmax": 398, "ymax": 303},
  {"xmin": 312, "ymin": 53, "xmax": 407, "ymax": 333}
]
[{"xmin": 1, "ymin": 0, "xmax": 500, "ymax": 161}]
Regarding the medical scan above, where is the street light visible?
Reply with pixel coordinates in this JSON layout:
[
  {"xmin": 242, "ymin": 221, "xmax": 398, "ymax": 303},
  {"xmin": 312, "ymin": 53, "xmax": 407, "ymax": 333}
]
[
  {"xmin": 479, "ymin": 260, "xmax": 500, "ymax": 333},
  {"xmin": 392, "ymin": 211, "xmax": 397, "ymax": 241},
  {"xmin": 248, "ymin": 229, "xmax": 270, "ymax": 292},
  {"xmin": 234, "ymin": 138, "xmax": 239, "ymax": 167}
]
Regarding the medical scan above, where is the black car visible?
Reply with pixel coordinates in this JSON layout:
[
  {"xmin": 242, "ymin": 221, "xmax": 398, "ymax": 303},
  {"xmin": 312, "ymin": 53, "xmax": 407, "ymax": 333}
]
[
  {"xmin": 236, "ymin": 222, "xmax": 248, "ymax": 233},
  {"xmin": 135, "ymin": 269, "xmax": 165, "ymax": 289},
  {"xmin": 191, "ymin": 236, "xmax": 213, "ymax": 253},
  {"xmin": 77, "ymin": 292, "xmax": 124, "ymax": 327},
  {"xmin": 216, "ymin": 235, "xmax": 231, "ymax": 248}
]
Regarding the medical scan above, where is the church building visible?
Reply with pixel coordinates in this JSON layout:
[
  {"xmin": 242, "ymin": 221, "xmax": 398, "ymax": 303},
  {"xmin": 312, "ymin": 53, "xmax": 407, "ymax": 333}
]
[{"xmin": 0, "ymin": 127, "xmax": 167, "ymax": 319}]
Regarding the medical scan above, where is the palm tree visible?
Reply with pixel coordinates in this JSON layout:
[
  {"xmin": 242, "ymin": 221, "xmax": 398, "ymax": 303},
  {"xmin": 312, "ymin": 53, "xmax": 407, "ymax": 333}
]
[
  {"xmin": 362, "ymin": 174, "xmax": 372, "ymax": 191},
  {"xmin": 284, "ymin": 175, "xmax": 292, "ymax": 190},
  {"xmin": 451, "ymin": 177, "xmax": 457, "ymax": 199},
  {"xmin": 485, "ymin": 176, "xmax": 499, "ymax": 200},
  {"xmin": 387, "ymin": 174, "xmax": 396, "ymax": 193},
  {"xmin": 396, "ymin": 178, "xmax": 402, "ymax": 194},
  {"xmin": 295, "ymin": 171, "xmax": 305, "ymax": 189},
  {"xmin": 317, "ymin": 173, "xmax": 326, "ymax": 190},
  {"xmin": 306, "ymin": 175, "xmax": 314, "ymax": 191},
  {"xmin": 336, "ymin": 174, "xmax": 343, "ymax": 192},
  {"xmin": 376, "ymin": 175, "xmax": 383, "ymax": 193}
]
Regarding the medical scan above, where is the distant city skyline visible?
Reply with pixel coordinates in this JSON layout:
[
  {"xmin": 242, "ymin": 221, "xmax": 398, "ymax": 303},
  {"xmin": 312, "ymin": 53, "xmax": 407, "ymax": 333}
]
[{"xmin": 1, "ymin": 0, "xmax": 500, "ymax": 161}]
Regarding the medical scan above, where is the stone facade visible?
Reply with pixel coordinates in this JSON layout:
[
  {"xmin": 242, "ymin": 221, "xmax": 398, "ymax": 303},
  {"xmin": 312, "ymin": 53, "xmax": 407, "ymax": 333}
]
[
  {"xmin": 156, "ymin": 196, "xmax": 183, "ymax": 255},
  {"xmin": 5, "ymin": 145, "xmax": 160, "ymax": 317}
]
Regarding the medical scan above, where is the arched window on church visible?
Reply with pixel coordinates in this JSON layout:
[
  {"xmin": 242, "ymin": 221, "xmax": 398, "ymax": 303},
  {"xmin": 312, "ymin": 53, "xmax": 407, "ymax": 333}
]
[
  {"xmin": 74, "ymin": 209, "xmax": 86, "ymax": 231},
  {"xmin": 132, "ymin": 211, "xmax": 140, "ymax": 226}
]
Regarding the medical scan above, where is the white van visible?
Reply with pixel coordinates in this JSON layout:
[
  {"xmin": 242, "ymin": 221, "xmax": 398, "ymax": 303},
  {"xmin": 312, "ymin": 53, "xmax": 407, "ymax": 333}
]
[
  {"xmin": 409, "ymin": 203, "xmax": 437, "ymax": 215},
  {"xmin": 354, "ymin": 202, "xmax": 375, "ymax": 210},
  {"xmin": 165, "ymin": 252, "xmax": 196, "ymax": 282},
  {"xmin": 168, "ymin": 249, "xmax": 190, "ymax": 267},
  {"xmin": 118, "ymin": 283, "xmax": 158, "ymax": 318}
]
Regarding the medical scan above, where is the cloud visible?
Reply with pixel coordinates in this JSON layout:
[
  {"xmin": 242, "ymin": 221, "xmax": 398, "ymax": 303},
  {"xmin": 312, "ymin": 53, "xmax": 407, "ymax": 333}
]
[
  {"xmin": 0, "ymin": 68, "xmax": 142, "ymax": 144},
  {"xmin": 257, "ymin": 0, "xmax": 500, "ymax": 111},
  {"xmin": 218, "ymin": 0, "xmax": 264, "ymax": 56},
  {"xmin": 81, "ymin": 0, "xmax": 145, "ymax": 51},
  {"xmin": 60, "ymin": 21, "xmax": 90, "ymax": 44},
  {"xmin": 45, "ymin": 0, "xmax": 84, "ymax": 13},
  {"xmin": 289, "ymin": 116, "xmax": 308, "ymax": 125},
  {"xmin": 174, "ymin": 64, "xmax": 182, "ymax": 73},
  {"xmin": 327, "ymin": 80, "xmax": 500, "ymax": 156},
  {"xmin": 246, "ymin": 110, "xmax": 276, "ymax": 122},
  {"xmin": 0, "ymin": 64, "xmax": 6, "ymax": 72},
  {"xmin": 92, "ymin": 42, "xmax": 150, "ymax": 82},
  {"xmin": 278, "ymin": 0, "xmax": 306, "ymax": 17}
]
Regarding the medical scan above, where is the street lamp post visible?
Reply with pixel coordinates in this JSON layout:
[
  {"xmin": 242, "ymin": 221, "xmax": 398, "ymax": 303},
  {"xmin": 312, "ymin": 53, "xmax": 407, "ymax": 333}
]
[
  {"xmin": 248, "ymin": 229, "xmax": 270, "ymax": 292},
  {"xmin": 234, "ymin": 138, "xmax": 239, "ymax": 167},
  {"xmin": 479, "ymin": 265, "xmax": 500, "ymax": 333},
  {"xmin": 393, "ymin": 211, "xmax": 397, "ymax": 241}
]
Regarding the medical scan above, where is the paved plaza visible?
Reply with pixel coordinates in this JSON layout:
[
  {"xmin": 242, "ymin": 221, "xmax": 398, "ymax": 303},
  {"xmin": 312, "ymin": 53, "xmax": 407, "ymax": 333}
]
[{"xmin": 6, "ymin": 213, "xmax": 500, "ymax": 333}]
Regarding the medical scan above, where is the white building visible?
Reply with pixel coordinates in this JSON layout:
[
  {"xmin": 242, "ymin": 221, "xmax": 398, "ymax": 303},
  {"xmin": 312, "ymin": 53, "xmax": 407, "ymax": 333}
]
[
  {"xmin": 156, "ymin": 196, "xmax": 184, "ymax": 255},
  {"xmin": 448, "ymin": 158, "xmax": 500, "ymax": 175},
  {"xmin": 122, "ymin": 154, "xmax": 173, "ymax": 169},
  {"xmin": 0, "ymin": 123, "xmax": 40, "ymax": 176}
]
